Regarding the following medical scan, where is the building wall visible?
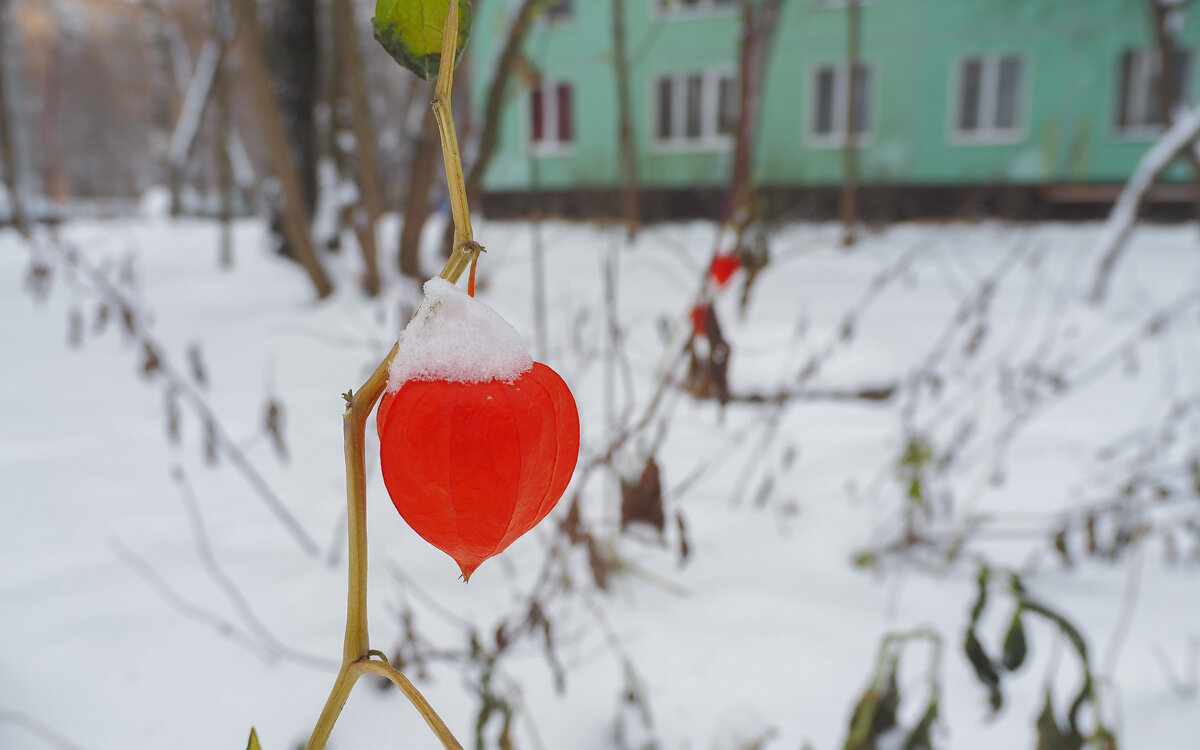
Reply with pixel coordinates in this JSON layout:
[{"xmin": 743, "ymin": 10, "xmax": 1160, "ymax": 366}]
[{"xmin": 470, "ymin": 0, "xmax": 1200, "ymax": 195}]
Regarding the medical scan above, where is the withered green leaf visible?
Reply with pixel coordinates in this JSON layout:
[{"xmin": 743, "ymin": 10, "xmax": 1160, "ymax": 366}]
[{"xmin": 373, "ymin": 0, "xmax": 472, "ymax": 80}]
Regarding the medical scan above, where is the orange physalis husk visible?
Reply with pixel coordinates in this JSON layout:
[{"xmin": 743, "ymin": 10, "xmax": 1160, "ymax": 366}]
[{"xmin": 377, "ymin": 363, "xmax": 580, "ymax": 581}]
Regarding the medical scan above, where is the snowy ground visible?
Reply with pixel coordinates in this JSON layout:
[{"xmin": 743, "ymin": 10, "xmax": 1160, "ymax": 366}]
[{"xmin": 2, "ymin": 216, "xmax": 1198, "ymax": 749}]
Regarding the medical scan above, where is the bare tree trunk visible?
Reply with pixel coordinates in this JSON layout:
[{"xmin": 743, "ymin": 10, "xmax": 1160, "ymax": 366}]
[
  {"xmin": 611, "ymin": 0, "xmax": 639, "ymax": 239},
  {"xmin": 332, "ymin": 0, "xmax": 383, "ymax": 296},
  {"xmin": 399, "ymin": 101, "xmax": 439, "ymax": 279},
  {"xmin": 143, "ymin": 0, "xmax": 180, "ymax": 209},
  {"xmin": 216, "ymin": 20, "xmax": 235, "ymax": 268},
  {"xmin": 1146, "ymin": 0, "xmax": 1200, "ymax": 195},
  {"xmin": 232, "ymin": 0, "xmax": 333, "ymax": 298},
  {"xmin": 841, "ymin": 0, "xmax": 861, "ymax": 247},
  {"xmin": 720, "ymin": 0, "xmax": 782, "ymax": 241},
  {"xmin": 438, "ymin": 0, "xmax": 541, "ymax": 256},
  {"xmin": 529, "ymin": 151, "xmax": 547, "ymax": 359},
  {"xmin": 0, "ymin": 0, "xmax": 31, "ymax": 233},
  {"xmin": 265, "ymin": 0, "xmax": 319, "ymax": 260},
  {"xmin": 40, "ymin": 39, "xmax": 65, "ymax": 203},
  {"xmin": 211, "ymin": 0, "xmax": 237, "ymax": 268}
]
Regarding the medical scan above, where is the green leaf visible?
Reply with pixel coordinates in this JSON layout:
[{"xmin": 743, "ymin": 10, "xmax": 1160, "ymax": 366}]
[
  {"xmin": 1001, "ymin": 608, "xmax": 1028, "ymax": 672},
  {"xmin": 901, "ymin": 698, "xmax": 938, "ymax": 750},
  {"xmin": 843, "ymin": 656, "xmax": 900, "ymax": 750},
  {"xmin": 963, "ymin": 630, "xmax": 1002, "ymax": 713},
  {"xmin": 373, "ymin": 0, "xmax": 472, "ymax": 80},
  {"xmin": 246, "ymin": 728, "xmax": 262, "ymax": 750}
]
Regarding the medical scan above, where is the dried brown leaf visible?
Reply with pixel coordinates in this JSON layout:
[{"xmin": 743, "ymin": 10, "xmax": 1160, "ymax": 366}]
[
  {"xmin": 203, "ymin": 417, "xmax": 218, "ymax": 466},
  {"xmin": 187, "ymin": 343, "xmax": 208, "ymax": 386},
  {"xmin": 264, "ymin": 398, "xmax": 288, "ymax": 461},
  {"xmin": 675, "ymin": 511, "xmax": 691, "ymax": 566},
  {"xmin": 621, "ymin": 456, "xmax": 665, "ymax": 535},
  {"xmin": 140, "ymin": 343, "xmax": 161, "ymax": 377},
  {"xmin": 165, "ymin": 388, "xmax": 181, "ymax": 445},
  {"xmin": 67, "ymin": 308, "xmax": 83, "ymax": 348}
]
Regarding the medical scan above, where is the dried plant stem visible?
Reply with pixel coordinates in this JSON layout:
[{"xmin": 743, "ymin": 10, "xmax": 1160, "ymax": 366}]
[
  {"xmin": 432, "ymin": 0, "xmax": 473, "ymax": 256},
  {"xmin": 304, "ymin": 4, "xmax": 478, "ymax": 749}
]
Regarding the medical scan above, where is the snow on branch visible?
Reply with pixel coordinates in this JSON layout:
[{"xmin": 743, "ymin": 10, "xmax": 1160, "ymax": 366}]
[
  {"xmin": 1089, "ymin": 104, "xmax": 1200, "ymax": 304},
  {"xmin": 167, "ymin": 39, "xmax": 222, "ymax": 168}
]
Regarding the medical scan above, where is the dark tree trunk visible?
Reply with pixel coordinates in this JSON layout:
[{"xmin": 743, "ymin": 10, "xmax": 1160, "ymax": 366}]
[
  {"xmin": 721, "ymin": 0, "xmax": 781, "ymax": 236},
  {"xmin": 233, "ymin": 0, "xmax": 333, "ymax": 297},
  {"xmin": 265, "ymin": 0, "xmax": 319, "ymax": 260},
  {"xmin": 841, "ymin": 0, "xmax": 861, "ymax": 247},
  {"xmin": 0, "ymin": 0, "xmax": 31, "ymax": 233},
  {"xmin": 144, "ymin": 0, "xmax": 180, "ymax": 210},
  {"xmin": 611, "ymin": 0, "xmax": 640, "ymax": 239},
  {"xmin": 1147, "ymin": 0, "xmax": 1200, "ymax": 176},
  {"xmin": 332, "ymin": 0, "xmax": 383, "ymax": 295},
  {"xmin": 215, "ymin": 12, "xmax": 235, "ymax": 268},
  {"xmin": 399, "ymin": 101, "xmax": 440, "ymax": 279}
]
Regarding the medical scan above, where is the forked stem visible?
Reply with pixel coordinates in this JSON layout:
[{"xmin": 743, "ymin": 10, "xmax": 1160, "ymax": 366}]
[{"xmin": 304, "ymin": 3, "xmax": 479, "ymax": 749}]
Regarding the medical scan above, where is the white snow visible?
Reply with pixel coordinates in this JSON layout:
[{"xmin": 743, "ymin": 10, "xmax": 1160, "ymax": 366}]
[
  {"xmin": 0, "ymin": 217, "xmax": 1197, "ymax": 750},
  {"xmin": 137, "ymin": 184, "xmax": 173, "ymax": 218},
  {"xmin": 387, "ymin": 277, "xmax": 533, "ymax": 388},
  {"xmin": 309, "ymin": 158, "xmax": 343, "ymax": 250}
]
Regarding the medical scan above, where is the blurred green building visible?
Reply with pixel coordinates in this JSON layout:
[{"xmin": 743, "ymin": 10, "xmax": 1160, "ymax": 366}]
[{"xmin": 468, "ymin": 0, "xmax": 1200, "ymax": 218}]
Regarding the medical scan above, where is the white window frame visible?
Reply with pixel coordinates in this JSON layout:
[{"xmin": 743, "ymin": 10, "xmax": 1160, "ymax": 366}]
[
  {"xmin": 1114, "ymin": 46, "xmax": 1193, "ymax": 137},
  {"xmin": 651, "ymin": 69, "xmax": 738, "ymax": 152},
  {"xmin": 806, "ymin": 62, "xmax": 876, "ymax": 149},
  {"xmin": 949, "ymin": 53, "xmax": 1027, "ymax": 145},
  {"xmin": 654, "ymin": 0, "xmax": 739, "ymax": 21},
  {"xmin": 527, "ymin": 81, "xmax": 575, "ymax": 156}
]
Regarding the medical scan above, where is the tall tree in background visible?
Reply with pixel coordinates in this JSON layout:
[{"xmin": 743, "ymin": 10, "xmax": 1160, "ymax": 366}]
[
  {"xmin": 841, "ymin": 0, "xmax": 861, "ymax": 247},
  {"xmin": 1146, "ymin": 0, "xmax": 1200, "ymax": 175},
  {"xmin": 611, "ymin": 0, "xmax": 640, "ymax": 238},
  {"xmin": 332, "ymin": 0, "xmax": 384, "ymax": 295},
  {"xmin": 719, "ymin": 0, "xmax": 782, "ymax": 250},
  {"xmin": 215, "ymin": 28, "xmax": 235, "ymax": 268},
  {"xmin": 265, "ymin": 0, "xmax": 319, "ymax": 261},
  {"xmin": 233, "ymin": 0, "xmax": 333, "ymax": 297},
  {"xmin": 144, "ymin": 0, "xmax": 181, "ymax": 203},
  {"xmin": 398, "ymin": 94, "xmax": 440, "ymax": 278},
  {"xmin": 0, "ymin": 0, "xmax": 32, "ymax": 232}
]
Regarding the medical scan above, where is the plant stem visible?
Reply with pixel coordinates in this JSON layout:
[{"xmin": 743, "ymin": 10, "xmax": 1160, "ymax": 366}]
[
  {"xmin": 357, "ymin": 659, "xmax": 464, "ymax": 748},
  {"xmin": 304, "ymin": 4, "xmax": 480, "ymax": 749},
  {"xmin": 340, "ymin": 347, "xmax": 394, "ymax": 664},
  {"xmin": 304, "ymin": 661, "xmax": 359, "ymax": 750},
  {"xmin": 432, "ymin": 0, "xmax": 473, "ymax": 255},
  {"xmin": 306, "ymin": 656, "xmax": 464, "ymax": 750}
]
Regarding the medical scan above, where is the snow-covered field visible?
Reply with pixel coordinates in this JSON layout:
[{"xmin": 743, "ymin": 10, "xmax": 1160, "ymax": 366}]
[{"xmin": 2, "ymin": 216, "xmax": 1198, "ymax": 749}]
